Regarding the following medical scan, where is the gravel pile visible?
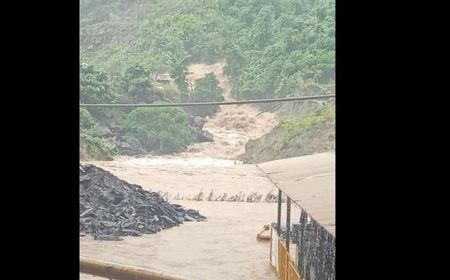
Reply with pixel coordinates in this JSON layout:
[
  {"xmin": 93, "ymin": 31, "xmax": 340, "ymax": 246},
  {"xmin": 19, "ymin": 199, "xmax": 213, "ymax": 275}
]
[{"xmin": 80, "ymin": 164, "xmax": 206, "ymax": 240}]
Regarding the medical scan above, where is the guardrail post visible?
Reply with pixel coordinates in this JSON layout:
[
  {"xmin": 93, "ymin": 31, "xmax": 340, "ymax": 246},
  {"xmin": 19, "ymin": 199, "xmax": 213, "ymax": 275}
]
[
  {"xmin": 286, "ymin": 197, "xmax": 291, "ymax": 252},
  {"xmin": 277, "ymin": 189, "xmax": 282, "ymax": 235}
]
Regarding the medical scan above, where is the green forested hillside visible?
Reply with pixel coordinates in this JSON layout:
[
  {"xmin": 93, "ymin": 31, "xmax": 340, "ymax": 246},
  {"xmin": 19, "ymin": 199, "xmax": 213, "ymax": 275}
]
[
  {"xmin": 81, "ymin": 0, "xmax": 334, "ymax": 98},
  {"xmin": 79, "ymin": 0, "xmax": 335, "ymax": 160}
]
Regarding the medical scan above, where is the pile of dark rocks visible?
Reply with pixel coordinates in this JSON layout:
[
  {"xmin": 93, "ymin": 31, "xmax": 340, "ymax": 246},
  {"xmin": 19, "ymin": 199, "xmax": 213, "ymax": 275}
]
[{"xmin": 80, "ymin": 164, "xmax": 206, "ymax": 241}]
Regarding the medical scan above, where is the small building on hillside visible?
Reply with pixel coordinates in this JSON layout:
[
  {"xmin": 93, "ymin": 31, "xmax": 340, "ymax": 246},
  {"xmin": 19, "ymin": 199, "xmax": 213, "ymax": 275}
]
[{"xmin": 151, "ymin": 73, "xmax": 173, "ymax": 85}]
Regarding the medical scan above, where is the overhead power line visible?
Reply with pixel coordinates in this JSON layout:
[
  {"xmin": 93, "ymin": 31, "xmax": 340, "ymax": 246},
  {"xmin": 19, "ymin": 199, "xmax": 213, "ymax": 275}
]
[{"xmin": 80, "ymin": 94, "xmax": 335, "ymax": 108}]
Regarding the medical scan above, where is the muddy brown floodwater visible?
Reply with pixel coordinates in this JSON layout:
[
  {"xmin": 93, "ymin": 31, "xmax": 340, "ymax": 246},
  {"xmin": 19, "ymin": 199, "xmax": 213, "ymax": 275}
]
[
  {"xmin": 80, "ymin": 158, "xmax": 301, "ymax": 280},
  {"xmin": 80, "ymin": 60, "xmax": 292, "ymax": 280},
  {"xmin": 87, "ymin": 157, "xmax": 279, "ymax": 201},
  {"xmin": 81, "ymin": 201, "xmax": 300, "ymax": 280},
  {"xmin": 183, "ymin": 59, "xmax": 277, "ymax": 159}
]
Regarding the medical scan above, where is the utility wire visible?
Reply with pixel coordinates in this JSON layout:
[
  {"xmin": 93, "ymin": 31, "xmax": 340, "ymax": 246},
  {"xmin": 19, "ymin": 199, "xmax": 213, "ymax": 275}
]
[{"xmin": 80, "ymin": 94, "xmax": 335, "ymax": 108}]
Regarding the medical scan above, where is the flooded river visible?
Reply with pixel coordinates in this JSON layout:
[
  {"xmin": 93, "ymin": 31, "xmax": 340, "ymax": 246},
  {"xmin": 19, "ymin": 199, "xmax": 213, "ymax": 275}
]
[{"xmin": 80, "ymin": 61, "xmax": 293, "ymax": 280}]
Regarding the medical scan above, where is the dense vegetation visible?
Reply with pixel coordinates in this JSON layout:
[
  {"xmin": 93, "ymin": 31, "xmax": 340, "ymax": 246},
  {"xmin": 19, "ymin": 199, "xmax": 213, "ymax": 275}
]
[
  {"xmin": 279, "ymin": 105, "xmax": 335, "ymax": 138},
  {"xmin": 80, "ymin": 0, "xmax": 335, "ymax": 98},
  {"xmin": 79, "ymin": 0, "xmax": 335, "ymax": 160},
  {"xmin": 238, "ymin": 103, "xmax": 335, "ymax": 163},
  {"xmin": 125, "ymin": 107, "xmax": 195, "ymax": 153},
  {"xmin": 186, "ymin": 73, "xmax": 224, "ymax": 117},
  {"xmin": 80, "ymin": 108, "xmax": 96, "ymax": 130}
]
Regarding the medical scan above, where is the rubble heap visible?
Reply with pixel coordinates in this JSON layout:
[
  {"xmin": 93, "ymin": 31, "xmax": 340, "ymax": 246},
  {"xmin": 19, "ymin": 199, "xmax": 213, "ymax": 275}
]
[{"xmin": 80, "ymin": 164, "xmax": 206, "ymax": 240}]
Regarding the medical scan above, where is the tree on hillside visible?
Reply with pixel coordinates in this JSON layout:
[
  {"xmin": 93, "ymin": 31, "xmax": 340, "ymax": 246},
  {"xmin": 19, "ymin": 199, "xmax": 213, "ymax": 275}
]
[
  {"xmin": 80, "ymin": 108, "xmax": 97, "ymax": 130},
  {"xmin": 188, "ymin": 73, "xmax": 224, "ymax": 117},
  {"xmin": 120, "ymin": 65, "xmax": 154, "ymax": 103},
  {"xmin": 80, "ymin": 63, "xmax": 119, "ymax": 122},
  {"xmin": 164, "ymin": 52, "xmax": 191, "ymax": 92},
  {"xmin": 125, "ymin": 107, "xmax": 195, "ymax": 154},
  {"xmin": 80, "ymin": 63, "xmax": 117, "ymax": 104}
]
